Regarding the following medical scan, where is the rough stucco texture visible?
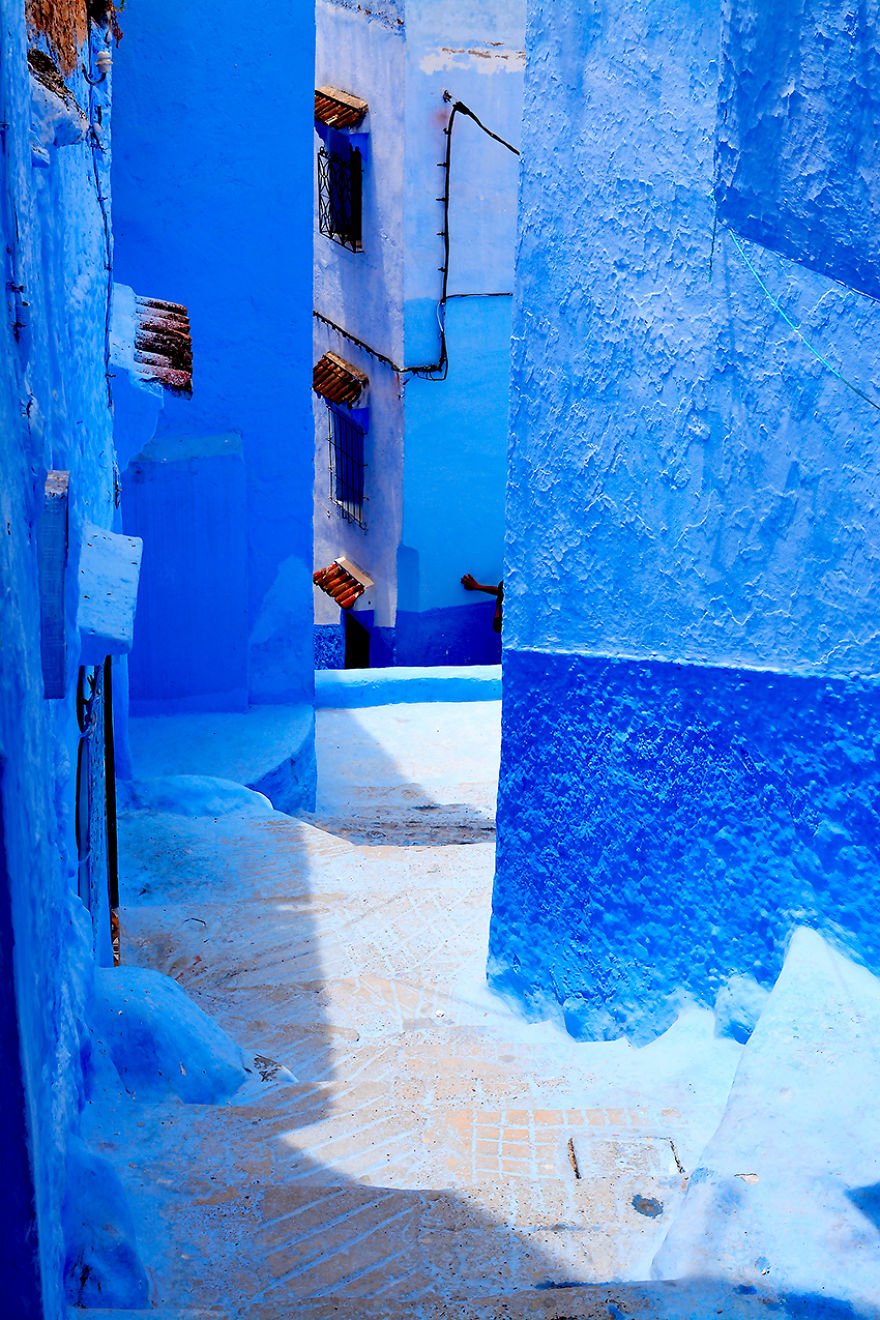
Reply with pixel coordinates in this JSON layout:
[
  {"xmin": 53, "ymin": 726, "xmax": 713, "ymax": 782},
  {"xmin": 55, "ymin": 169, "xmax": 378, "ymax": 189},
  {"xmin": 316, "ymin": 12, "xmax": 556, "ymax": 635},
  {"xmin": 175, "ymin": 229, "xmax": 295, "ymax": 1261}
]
[
  {"xmin": 716, "ymin": 1, "xmax": 880, "ymax": 300},
  {"xmin": 492, "ymin": 0, "xmax": 880, "ymax": 1039},
  {"xmin": 503, "ymin": 0, "xmax": 880, "ymax": 676},
  {"xmin": 490, "ymin": 651, "xmax": 880, "ymax": 1042},
  {"xmin": 1, "ymin": 6, "xmax": 121, "ymax": 1308}
]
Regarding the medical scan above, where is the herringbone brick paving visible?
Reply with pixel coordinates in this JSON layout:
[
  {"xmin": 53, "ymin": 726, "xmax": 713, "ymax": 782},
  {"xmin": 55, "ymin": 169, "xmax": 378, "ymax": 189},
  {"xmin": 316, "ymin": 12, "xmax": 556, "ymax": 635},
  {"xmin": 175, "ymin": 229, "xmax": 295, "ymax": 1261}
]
[{"xmin": 83, "ymin": 702, "xmax": 751, "ymax": 1317}]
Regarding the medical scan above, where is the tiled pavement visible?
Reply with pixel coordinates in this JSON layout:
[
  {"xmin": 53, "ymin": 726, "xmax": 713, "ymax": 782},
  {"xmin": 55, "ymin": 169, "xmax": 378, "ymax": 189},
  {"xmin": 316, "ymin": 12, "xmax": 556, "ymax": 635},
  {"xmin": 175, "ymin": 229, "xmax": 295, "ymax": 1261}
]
[{"xmin": 84, "ymin": 701, "xmax": 753, "ymax": 1317}]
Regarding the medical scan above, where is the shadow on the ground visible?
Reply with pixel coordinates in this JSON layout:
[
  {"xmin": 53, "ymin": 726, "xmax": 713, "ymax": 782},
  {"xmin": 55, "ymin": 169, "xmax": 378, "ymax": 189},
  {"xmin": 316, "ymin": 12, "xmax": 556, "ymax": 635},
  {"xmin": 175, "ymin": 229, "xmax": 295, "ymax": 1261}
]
[
  {"xmin": 302, "ymin": 801, "xmax": 496, "ymax": 846},
  {"xmin": 96, "ymin": 717, "xmax": 876, "ymax": 1319},
  {"xmin": 301, "ymin": 702, "xmax": 500, "ymax": 845}
]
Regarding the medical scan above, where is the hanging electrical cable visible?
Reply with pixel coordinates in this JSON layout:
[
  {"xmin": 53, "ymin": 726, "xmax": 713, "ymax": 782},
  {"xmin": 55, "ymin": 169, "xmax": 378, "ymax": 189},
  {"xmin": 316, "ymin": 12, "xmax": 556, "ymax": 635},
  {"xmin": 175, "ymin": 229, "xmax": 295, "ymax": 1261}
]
[
  {"xmin": 313, "ymin": 94, "xmax": 518, "ymax": 382},
  {"xmin": 85, "ymin": 36, "xmax": 114, "ymax": 409},
  {"xmin": 406, "ymin": 92, "xmax": 520, "ymax": 381}
]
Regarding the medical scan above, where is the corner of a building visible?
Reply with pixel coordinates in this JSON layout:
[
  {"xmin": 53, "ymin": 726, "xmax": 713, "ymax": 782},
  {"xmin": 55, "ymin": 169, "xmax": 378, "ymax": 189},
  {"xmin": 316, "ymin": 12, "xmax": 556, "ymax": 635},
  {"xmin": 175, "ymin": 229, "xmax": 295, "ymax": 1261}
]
[
  {"xmin": 491, "ymin": 0, "xmax": 880, "ymax": 1041},
  {"xmin": 112, "ymin": 0, "xmax": 317, "ymax": 723}
]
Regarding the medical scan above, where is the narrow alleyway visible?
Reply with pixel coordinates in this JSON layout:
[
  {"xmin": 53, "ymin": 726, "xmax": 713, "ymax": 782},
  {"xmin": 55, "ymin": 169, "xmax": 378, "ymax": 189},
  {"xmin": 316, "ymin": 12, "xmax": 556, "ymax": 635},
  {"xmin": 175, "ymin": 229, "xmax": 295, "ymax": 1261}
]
[{"xmin": 82, "ymin": 697, "xmax": 782, "ymax": 1318}]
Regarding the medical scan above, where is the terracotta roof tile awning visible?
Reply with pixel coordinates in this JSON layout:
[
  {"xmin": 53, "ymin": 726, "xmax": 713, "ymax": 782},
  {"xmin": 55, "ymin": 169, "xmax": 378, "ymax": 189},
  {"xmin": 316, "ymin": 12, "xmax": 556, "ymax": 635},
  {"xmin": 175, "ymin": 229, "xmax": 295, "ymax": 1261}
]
[
  {"xmin": 313, "ymin": 352, "xmax": 368, "ymax": 406},
  {"xmin": 313, "ymin": 556, "xmax": 373, "ymax": 611},
  {"xmin": 134, "ymin": 296, "xmax": 193, "ymax": 396},
  {"xmin": 315, "ymin": 86, "xmax": 369, "ymax": 130}
]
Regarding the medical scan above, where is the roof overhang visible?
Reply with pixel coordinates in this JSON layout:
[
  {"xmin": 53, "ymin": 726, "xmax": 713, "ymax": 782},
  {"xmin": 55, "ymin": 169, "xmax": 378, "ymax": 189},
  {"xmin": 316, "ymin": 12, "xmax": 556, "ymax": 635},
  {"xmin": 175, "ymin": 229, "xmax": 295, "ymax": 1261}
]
[
  {"xmin": 313, "ymin": 556, "xmax": 373, "ymax": 610},
  {"xmin": 313, "ymin": 352, "xmax": 368, "ymax": 406},
  {"xmin": 133, "ymin": 296, "xmax": 193, "ymax": 396},
  {"xmin": 315, "ymin": 86, "xmax": 369, "ymax": 130}
]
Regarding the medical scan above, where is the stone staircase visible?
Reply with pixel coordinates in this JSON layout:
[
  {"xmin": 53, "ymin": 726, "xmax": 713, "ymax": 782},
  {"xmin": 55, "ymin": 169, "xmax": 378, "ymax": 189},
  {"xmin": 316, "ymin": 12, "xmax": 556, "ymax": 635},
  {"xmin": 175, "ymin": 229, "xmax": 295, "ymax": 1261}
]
[
  {"xmin": 81, "ymin": 1280, "xmax": 788, "ymax": 1320},
  {"xmin": 72, "ymin": 706, "xmax": 880, "ymax": 1319},
  {"xmin": 654, "ymin": 927, "xmax": 880, "ymax": 1315}
]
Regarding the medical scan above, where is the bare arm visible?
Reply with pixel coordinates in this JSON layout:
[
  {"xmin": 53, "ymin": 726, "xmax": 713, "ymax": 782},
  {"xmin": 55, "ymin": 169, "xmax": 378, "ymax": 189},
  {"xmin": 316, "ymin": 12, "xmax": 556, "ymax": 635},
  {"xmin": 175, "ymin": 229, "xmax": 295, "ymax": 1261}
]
[{"xmin": 461, "ymin": 573, "xmax": 501, "ymax": 597}]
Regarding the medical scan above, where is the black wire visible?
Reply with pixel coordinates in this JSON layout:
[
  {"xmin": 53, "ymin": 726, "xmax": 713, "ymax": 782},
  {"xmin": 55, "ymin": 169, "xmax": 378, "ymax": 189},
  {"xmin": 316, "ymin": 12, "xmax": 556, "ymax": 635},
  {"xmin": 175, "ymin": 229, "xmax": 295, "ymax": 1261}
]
[
  {"xmin": 316, "ymin": 98, "xmax": 519, "ymax": 384},
  {"xmin": 407, "ymin": 97, "xmax": 520, "ymax": 381},
  {"xmin": 451, "ymin": 100, "xmax": 520, "ymax": 158},
  {"xmin": 313, "ymin": 309, "xmax": 407, "ymax": 374},
  {"xmin": 86, "ymin": 47, "xmax": 113, "ymax": 410}
]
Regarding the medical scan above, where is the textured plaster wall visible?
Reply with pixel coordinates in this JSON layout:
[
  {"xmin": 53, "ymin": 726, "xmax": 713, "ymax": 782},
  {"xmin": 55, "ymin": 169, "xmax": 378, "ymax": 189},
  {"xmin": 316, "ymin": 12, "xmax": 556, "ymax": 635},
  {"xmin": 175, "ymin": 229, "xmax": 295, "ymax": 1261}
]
[
  {"xmin": 493, "ymin": 652, "xmax": 880, "ymax": 1041},
  {"xmin": 112, "ymin": 0, "xmax": 316, "ymax": 708},
  {"xmin": 716, "ymin": 1, "xmax": 880, "ymax": 302},
  {"xmin": 0, "ymin": 4, "xmax": 127, "ymax": 1308},
  {"xmin": 492, "ymin": 0, "xmax": 880, "ymax": 1038},
  {"xmin": 315, "ymin": 0, "xmax": 406, "ymax": 365},
  {"xmin": 503, "ymin": 1, "xmax": 880, "ymax": 674}
]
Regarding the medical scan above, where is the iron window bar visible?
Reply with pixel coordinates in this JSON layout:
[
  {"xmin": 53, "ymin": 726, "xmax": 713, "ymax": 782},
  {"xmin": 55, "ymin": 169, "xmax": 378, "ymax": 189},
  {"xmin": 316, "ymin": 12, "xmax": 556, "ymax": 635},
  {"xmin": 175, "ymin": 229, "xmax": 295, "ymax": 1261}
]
[
  {"xmin": 318, "ymin": 144, "xmax": 363, "ymax": 252},
  {"xmin": 327, "ymin": 404, "xmax": 366, "ymax": 528}
]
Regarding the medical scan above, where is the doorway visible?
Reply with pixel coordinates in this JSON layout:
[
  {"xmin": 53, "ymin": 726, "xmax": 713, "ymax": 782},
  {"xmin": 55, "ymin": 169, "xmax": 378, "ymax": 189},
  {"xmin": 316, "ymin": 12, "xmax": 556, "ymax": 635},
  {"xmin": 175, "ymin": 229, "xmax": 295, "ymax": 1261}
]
[{"xmin": 344, "ymin": 612, "xmax": 370, "ymax": 669}]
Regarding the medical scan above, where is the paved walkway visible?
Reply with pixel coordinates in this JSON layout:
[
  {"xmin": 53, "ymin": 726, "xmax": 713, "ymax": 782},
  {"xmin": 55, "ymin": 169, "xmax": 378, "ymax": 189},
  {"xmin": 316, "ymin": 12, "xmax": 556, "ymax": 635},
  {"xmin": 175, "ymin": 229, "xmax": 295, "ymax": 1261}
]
[{"xmin": 86, "ymin": 699, "xmax": 761, "ymax": 1318}]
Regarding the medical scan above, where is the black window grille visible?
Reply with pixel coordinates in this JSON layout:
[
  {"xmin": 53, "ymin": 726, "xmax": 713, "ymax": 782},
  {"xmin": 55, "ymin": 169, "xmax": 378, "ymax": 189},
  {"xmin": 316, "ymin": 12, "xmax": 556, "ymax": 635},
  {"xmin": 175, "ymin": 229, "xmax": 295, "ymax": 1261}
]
[
  {"xmin": 318, "ymin": 144, "xmax": 363, "ymax": 251},
  {"xmin": 328, "ymin": 405, "xmax": 366, "ymax": 527}
]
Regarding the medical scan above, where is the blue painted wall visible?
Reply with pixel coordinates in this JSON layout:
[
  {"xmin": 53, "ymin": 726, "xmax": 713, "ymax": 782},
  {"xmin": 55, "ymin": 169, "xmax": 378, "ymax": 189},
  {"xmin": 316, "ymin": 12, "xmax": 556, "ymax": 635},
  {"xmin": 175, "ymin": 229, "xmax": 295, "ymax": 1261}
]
[
  {"xmin": 0, "ymin": 4, "xmax": 142, "ymax": 1308},
  {"xmin": 312, "ymin": 5, "xmax": 522, "ymax": 670},
  {"xmin": 398, "ymin": 296, "xmax": 509, "ymax": 666},
  {"xmin": 313, "ymin": 295, "xmax": 509, "ymax": 670},
  {"xmin": 491, "ymin": 0, "xmax": 880, "ymax": 1040},
  {"xmin": 716, "ymin": 2, "xmax": 880, "ymax": 301},
  {"xmin": 112, "ymin": 0, "xmax": 316, "ymax": 710},
  {"xmin": 125, "ymin": 435, "xmax": 249, "ymax": 713}
]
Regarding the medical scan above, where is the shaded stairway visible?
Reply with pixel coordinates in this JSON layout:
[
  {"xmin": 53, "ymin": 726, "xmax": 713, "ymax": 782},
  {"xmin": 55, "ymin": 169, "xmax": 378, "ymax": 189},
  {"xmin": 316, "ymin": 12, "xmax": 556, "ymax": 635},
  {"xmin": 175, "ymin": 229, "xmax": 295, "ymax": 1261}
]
[{"xmin": 74, "ymin": 699, "xmax": 880, "ymax": 1319}]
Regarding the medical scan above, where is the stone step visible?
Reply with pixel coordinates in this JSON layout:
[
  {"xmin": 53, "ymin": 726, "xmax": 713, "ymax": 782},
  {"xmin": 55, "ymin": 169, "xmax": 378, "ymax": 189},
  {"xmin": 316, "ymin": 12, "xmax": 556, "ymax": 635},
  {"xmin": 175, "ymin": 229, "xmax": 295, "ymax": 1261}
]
[
  {"xmin": 315, "ymin": 665, "xmax": 501, "ymax": 708},
  {"xmin": 302, "ymin": 807, "xmax": 495, "ymax": 846},
  {"xmin": 130, "ymin": 1174, "xmax": 690, "ymax": 1313},
  {"xmin": 74, "ymin": 1312, "xmax": 224, "ymax": 1319},
  {"xmin": 249, "ymin": 1278, "xmax": 786, "ymax": 1319},
  {"xmin": 69, "ymin": 1277, "xmax": 831, "ymax": 1320},
  {"xmin": 654, "ymin": 927, "xmax": 880, "ymax": 1314},
  {"xmin": 127, "ymin": 704, "xmax": 315, "ymax": 814}
]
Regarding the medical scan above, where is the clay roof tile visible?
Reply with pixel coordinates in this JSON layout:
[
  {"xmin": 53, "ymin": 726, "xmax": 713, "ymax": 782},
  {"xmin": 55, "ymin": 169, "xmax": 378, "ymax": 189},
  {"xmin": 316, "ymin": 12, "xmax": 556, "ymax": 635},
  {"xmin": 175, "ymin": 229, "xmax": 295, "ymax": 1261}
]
[
  {"xmin": 312, "ymin": 352, "xmax": 368, "ymax": 406},
  {"xmin": 133, "ymin": 295, "xmax": 193, "ymax": 396},
  {"xmin": 315, "ymin": 86, "xmax": 369, "ymax": 130}
]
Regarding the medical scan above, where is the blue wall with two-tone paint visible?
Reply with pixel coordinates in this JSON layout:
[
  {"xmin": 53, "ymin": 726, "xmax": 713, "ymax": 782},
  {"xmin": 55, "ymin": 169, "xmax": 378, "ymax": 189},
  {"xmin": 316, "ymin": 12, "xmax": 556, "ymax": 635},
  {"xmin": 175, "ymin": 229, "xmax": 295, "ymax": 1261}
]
[
  {"xmin": 112, "ymin": 0, "xmax": 316, "ymax": 713},
  {"xmin": 312, "ymin": 2, "xmax": 521, "ymax": 671},
  {"xmin": 491, "ymin": 0, "xmax": 880, "ymax": 1040},
  {"xmin": 397, "ymin": 295, "xmax": 510, "ymax": 666},
  {"xmin": 395, "ymin": 9, "xmax": 521, "ymax": 667},
  {"xmin": 0, "ymin": 5, "xmax": 148, "ymax": 1309}
]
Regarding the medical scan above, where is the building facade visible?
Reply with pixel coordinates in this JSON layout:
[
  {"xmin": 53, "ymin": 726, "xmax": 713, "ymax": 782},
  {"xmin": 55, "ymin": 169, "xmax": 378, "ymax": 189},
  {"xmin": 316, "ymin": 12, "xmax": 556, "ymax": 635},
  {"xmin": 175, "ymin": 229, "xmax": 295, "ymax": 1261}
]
[
  {"xmin": 0, "ymin": 0, "xmax": 148, "ymax": 1309},
  {"xmin": 111, "ymin": 0, "xmax": 317, "ymax": 721},
  {"xmin": 312, "ymin": 0, "xmax": 524, "ymax": 669},
  {"xmin": 491, "ymin": 0, "xmax": 880, "ymax": 1041}
]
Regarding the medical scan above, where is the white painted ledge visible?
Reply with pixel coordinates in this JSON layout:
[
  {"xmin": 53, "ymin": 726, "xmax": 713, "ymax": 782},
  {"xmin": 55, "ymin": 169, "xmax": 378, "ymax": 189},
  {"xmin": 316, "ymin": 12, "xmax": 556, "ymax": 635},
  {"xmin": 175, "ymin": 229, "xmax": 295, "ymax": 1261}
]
[{"xmin": 315, "ymin": 664, "xmax": 502, "ymax": 708}]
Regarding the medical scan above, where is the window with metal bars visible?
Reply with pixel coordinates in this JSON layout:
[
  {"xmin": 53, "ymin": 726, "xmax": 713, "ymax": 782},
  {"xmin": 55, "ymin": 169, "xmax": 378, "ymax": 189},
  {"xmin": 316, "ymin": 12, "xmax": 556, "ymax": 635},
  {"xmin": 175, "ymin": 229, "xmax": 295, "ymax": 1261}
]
[
  {"xmin": 328, "ymin": 405, "xmax": 366, "ymax": 527},
  {"xmin": 318, "ymin": 144, "xmax": 363, "ymax": 251}
]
